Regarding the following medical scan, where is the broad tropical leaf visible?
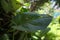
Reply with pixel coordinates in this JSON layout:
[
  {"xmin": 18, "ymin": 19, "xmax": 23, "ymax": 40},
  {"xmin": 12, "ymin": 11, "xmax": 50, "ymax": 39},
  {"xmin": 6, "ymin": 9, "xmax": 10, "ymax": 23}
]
[{"xmin": 11, "ymin": 12, "xmax": 52, "ymax": 32}]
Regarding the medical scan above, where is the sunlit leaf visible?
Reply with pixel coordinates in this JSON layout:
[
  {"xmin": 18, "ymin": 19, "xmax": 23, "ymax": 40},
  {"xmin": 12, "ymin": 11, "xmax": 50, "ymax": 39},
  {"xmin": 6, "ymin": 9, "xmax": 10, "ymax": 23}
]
[{"xmin": 10, "ymin": 0, "xmax": 20, "ymax": 11}]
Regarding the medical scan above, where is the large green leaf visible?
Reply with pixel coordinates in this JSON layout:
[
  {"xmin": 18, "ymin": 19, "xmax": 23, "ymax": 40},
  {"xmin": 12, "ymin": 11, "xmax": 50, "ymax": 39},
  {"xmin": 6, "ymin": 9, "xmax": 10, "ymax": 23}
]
[{"xmin": 11, "ymin": 12, "xmax": 52, "ymax": 32}]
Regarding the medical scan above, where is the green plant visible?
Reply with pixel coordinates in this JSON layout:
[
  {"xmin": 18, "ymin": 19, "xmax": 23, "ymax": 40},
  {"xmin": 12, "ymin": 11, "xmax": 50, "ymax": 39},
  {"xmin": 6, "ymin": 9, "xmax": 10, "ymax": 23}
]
[{"xmin": 0, "ymin": 0, "xmax": 60, "ymax": 40}]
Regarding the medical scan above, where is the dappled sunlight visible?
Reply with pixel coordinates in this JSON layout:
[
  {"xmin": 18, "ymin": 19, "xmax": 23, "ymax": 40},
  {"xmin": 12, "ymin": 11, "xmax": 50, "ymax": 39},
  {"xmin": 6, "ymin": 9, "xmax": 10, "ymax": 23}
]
[
  {"xmin": 49, "ymin": 24, "xmax": 60, "ymax": 35},
  {"xmin": 0, "ymin": 0, "xmax": 60, "ymax": 40}
]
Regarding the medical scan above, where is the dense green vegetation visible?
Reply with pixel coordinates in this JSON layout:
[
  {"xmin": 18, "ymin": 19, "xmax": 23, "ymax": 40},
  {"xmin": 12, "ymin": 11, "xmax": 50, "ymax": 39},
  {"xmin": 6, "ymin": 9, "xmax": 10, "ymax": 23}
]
[{"xmin": 0, "ymin": 0, "xmax": 60, "ymax": 40}]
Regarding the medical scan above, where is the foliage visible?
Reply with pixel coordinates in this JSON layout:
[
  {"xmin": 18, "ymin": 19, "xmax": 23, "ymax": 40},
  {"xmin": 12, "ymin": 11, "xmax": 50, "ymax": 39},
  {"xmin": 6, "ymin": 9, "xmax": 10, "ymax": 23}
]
[
  {"xmin": 0, "ymin": 0, "xmax": 60, "ymax": 40},
  {"xmin": 11, "ymin": 12, "xmax": 52, "ymax": 32}
]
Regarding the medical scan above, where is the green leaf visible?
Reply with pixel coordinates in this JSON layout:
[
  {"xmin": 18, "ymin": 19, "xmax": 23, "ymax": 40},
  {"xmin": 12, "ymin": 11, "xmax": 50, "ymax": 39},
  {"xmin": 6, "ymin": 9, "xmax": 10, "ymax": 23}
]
[
  {"xmin": 1, "ymin": 0, "xmax": 20, "ymax": 13},
  {"xmin": 0, "ymin": 34, "xmax": 9, "ymax": 40},
  {"xmin": 10, "ymin": 0, "xmax": 20, "ymax": 11},
  {"xmin": 1, "ymin": 0, "xmax": 11, "ymax": 13},
  {"xmin": 11, "ymin": 12, "xmax": 52, "ymax": 32}
]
